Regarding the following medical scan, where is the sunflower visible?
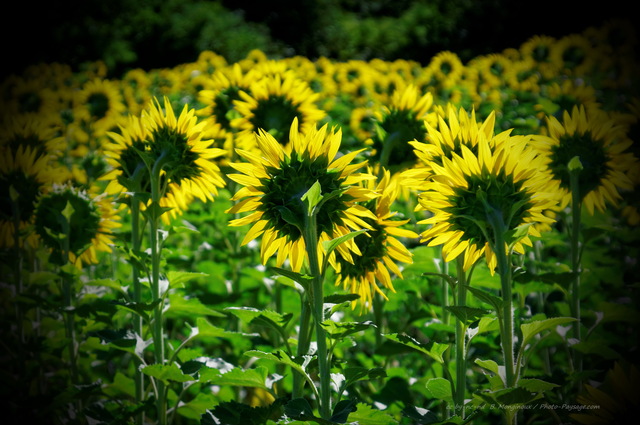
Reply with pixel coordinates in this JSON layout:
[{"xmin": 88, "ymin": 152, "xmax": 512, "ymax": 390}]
[
  {"xmin": 531, "ymin": 105, "xmax": 637, "ymax": 215},
  {"xmin": 73, "ymin": 78, "xmax": 127, "ymax": 134},
  {"xmin": 368, "ymin": 84, "xmax": 435, "ymax": 173},
  {"xmin": 197, "ymin": 63, "xmax": 260, "ymax": 132},
  {"xmin": 231, "ymin": 73, "xmax": 327, "ymax": 152},
  {"xmin": 33, "ymin": 183, "xmax": 122, "ymax": 268},
  {"xmin": 142, "ymin": 96, "xmax": 227, "ymax": 202},
  {"xmin": 426, "ymin": 51, "xmax": 465, "ymax": 89},
  {"xmin": 0, "ymin": 145, "xmax": 66, "ymax": 248},
  {"xmin": 550, "ymin": 33, "xmax": 598, "ymax": 77},
  {"xmin": 226, "ymin": 117, "xmax": 378, "ymax": 273},
  {"xmin": 415, "ymin": 110, "xmax": 559, "ymax": 273},
  {"xmin": 0, "ymin": 114, "xmax": 66, "ymax": 160},
  {"xmin": 519, "ymin": 35, "xmax": 560, "ymax": 80},
  {"xmin": 334, "ymin": 168, "xmax": 418, "ymax": 310},
  {"xmin": 408, "ymin": 104, "xmax": 505, "ymax": 177},
  {"xmin": 535, "ymin": 79, "xmax": 600, "ymax": 120}
]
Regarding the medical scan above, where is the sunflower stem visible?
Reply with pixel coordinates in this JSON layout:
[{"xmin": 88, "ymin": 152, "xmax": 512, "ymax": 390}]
[
  {"xmin": 130, "ymin": 198, "xmax": 145, "ymax": 425},
  {"xmin": 149, "ymin": 163, "xmax": 167, "ymax": 425},
  {"xmin": 453, "ymin": 257, "xmax": 467, "ymax": 418},
  {"xmin": 302, "ymin": 209, "xmax": 332, "ymax": 420},
  {"xmin": 568, "ymin": 157, "xmax": 583, "ymax": 376},
  {"xmin": 483, "ymin": 204, "xmax": 517, "ymax": 391},
  {"xmin": 293, "ymin": 295, "xmax": 312, "ymax": 399}
]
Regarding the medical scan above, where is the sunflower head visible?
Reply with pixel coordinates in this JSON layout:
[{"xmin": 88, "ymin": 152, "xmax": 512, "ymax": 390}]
[
  {"xmin": 369, "ymin": 84, "xmax": 435, "ymax": 172},
  {"xmin": 415, "ymin": 109, "xmax": 559, "ymax": 273},
  {"xmin": 334, "ymin": 168, "xmax": 418, "ymax": 310},
  {"xmin": 102, "ymin": 113, "xmax": 151, "ymax": 196},
  {"xmin": 33, "ymin": 183, "xmax": 121, "ymax": 267},
  {"xmin": 531, "ymin": 105, "xmax": 637, "ymax": 214},
  {"xmin": 142, "ymin": 96, "xmax": 227, "ymax": 204},
  {"xmin": 0, "ymin": 145, "xmax": 66, "ymax": 248},
  {"xmin": 231, "ymin": 74, "xmax": 327, "ymax": 152},
  {"xmin": 227, "ymin": 117, "xmax": 377, "ymax": 272}
]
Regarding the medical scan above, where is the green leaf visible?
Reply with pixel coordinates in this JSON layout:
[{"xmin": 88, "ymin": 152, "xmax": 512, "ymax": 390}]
[
  {"xmin": 504, "ymin": 222, "xmax": 533, "ymax": 249},
  {"xmin": 167, "ymin": 293, "xmax": 226, "ymax": 318},
  {"xmin": 401, "ymin": 405, "xmax": 441, "ymax": 424},
  {"xmin": 202, "ymin": 398, "xmax": 286, "ymax": 425},
  {"xmin": 91, "ymin": 329, "xmax": 149, "ymax": 356},
  {"xmin": 301, "ymin": 180, "xmax": 323, "ymax": 214},
  {"xmin": 244, "ymin": 350, "xmax": 312, "ymax": 384},
  {"xmin": 475, "ymin": 359, "xmax": 501, "ymax": 376},
  {"xmin": 177, "ymin": 392, "xmax": 217, "ymax": 421},
  {"xmin": 322, "ymin": 320, "xmax": 376, "ymax": 339},
  {"xmin": 84, "ymin": 278, "xmax": 127, "ymax": 294},
  {"xmin": 142, "ymin": 363, "xmax": 195, "ymax": 384},
  {"xmin": 166, "ymin": 270, "xmax": 208, "ymax": 288},
  {"xmin": 445, "ymin": 306, "xmax": 489, "ymax": 324},
  {"xmin": 102, "ymin": 372, "xmax": 136, "ymax": 398},
  {"xmin": 331, "ymin": 399, "xmax": 358, "ymax": 423},
  {"xmin": 517, "ymin": 378, "xmax": 559, "ymax": 393},
  {"xmin": 270, "ymin": 266, "xmax": 313, "ymax": 289},
  {"xmin": 520, "ymin": 317, "xmax": 576, "ymax": 347},
  {"xmin": 422, "ymin": 272, "xmax": 457, "ymax": 289},
  {"xmin": 207, "ymin": 366, "xmax": 270, "ymax": 390},
  {"xmin": 337, "ymin": 367, "xmax": 387, "ymax": 397},
  {"xmin": 324, "ymin": 293, "xmax": 360, "ymax": 305},
  {"xmin": 465, "ymin": 286, "xmax": 503, "ymax": 312},
  {"xmin": 62, "ymin": 200, "xmax": 75, "ymax": 222},
  {"xmin": 322, "ymin": 229, "xmax": 368, "ymax": 259},
  {"xmin": 284, "ymin": 398, "xmax": 328, "ymax": 423},
  {"xmin": 383, "ymin": 333, "xmax": 449, "ymax": 364},
  {"xmin": 424, "ymin": 377, "xmax": 453, "ymax": 402},
  {"xmin": 347, "ymin": 402, "xmax": 398, "ymax": 425},
  {"xmin": 225, "ymin": 307, "xmax": 293, "ymax": 333},
  {"xmin": 570, "ymin": 340, "xmax": 620, "ymax": 359}
]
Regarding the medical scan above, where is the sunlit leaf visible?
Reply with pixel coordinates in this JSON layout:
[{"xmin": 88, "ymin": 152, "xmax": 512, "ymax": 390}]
[{"xmin": 142, "ymin": 363, "xmax": 195, "ymax": 384}]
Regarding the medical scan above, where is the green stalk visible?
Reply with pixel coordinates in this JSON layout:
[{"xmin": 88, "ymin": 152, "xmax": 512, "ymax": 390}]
[
  {"xmin": 10, "ymin": 191, "xmax": 25, "ymax": 349},
  {"xmin": 293, "ymin": 296, "xmax": 312, "ymax": 399},
  {"xmin": 568, "ymin": 158, "xmax": 583, "ymax": 375},
  {"xmin": 494, "ymin": 230, "xmax": 516, "ymax": 388},
  {"xmin": 149, "ymin": 162, "xmax": 167, "ymax": 425},
  {"xmin": 302, "ymin": 211, "xmax": 331, "ymax": 420},
  {"xmin": 453, "ymin": 257, "xmax": 467, "ymax": 418},
  {"xmin": 130, "ymin": 198, "xmax": 145, "ymax": 425}
]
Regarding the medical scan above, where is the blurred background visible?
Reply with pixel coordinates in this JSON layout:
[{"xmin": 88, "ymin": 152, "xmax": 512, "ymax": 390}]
[{"xmin": 2, "ymin": 0, "xmax": 635, "ymax": 79}]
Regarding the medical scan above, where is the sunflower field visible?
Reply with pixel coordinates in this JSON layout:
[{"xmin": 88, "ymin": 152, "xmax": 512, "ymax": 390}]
[{"xmin": 1, "ymin": 17, "xmax": 640, "ymax": 425}]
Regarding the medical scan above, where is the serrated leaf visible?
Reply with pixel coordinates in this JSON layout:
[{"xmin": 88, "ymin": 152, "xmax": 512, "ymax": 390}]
[
  {"xmin": 517, "ymin": 378, "xmax": 559, "ymax": 393},
  {"xmin": 225, "ymin": 307, "xmax": 293, "ymax": 332},
  {"xmin": 207, "ymin": 366, "xmax": 270, "ymax": 390},
  {"xmin": 383, "ymin": 333, "xmax": 449, "ymax": 364},
  {"xmin": 347, "ymin": 402, "xmax": 398, "ymax": 425},
  {"xmin": 177, "ymin": 392, "xmax": 217, "ymax": 420},
  {"xmin": 331, "ymin": 399, "xmax": 357, "ymax": 423},
  {"xmin": 465, "ymin": 286, "xmax": 503, "ymax": 312},
  {"xmin": 520, "ymin": 317, "xmax": 576, "ymax": 347},
  {"xmin": 270, "ymin": 266, "xmax": 313, "ymax": 288},
  {"xmin": 202, "ymin": 398, "xmax": 286, "ymax": 425},
  {"xmin": 424, "ymin": 377, "xmax": 453, "ymax": 402},
  {"xmin": 166, "ymin": 293, "xmax": 226, "ymax": 318},
  {"xmin": 84, "ymin": 278, "xmax": 126, "ymax": 294},
  {"xmin": 321, "ymin": 320, "xmax": 376, "ymax": 339},
  {"xmin": 244, "ymin": 350, "xmax": 312, "ymax": 384},
  {"xmin": 445, "ymin": 306, "xmax": 489, "ymax": 324},
  {"xmin": 142, "ymin": 363, "xmax": 195, "ymax": 384}
]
